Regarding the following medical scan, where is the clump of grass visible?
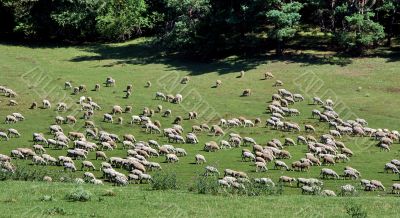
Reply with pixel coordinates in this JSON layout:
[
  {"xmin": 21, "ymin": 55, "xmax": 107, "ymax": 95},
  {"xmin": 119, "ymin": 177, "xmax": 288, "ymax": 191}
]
[
  {"xmin": 150, "ymin": 172, "xmax": 179, "ymax": 190},
  {"xmin": 65, "ymin": 186, "xmax": 92, "ymax": 202},
  {"xmin": 44, "ymin": 207, "xmax": 67, "ymax": 216},
  {"xmin": 0, "ymin": 166, "xmax": 48, "ymax": 181},
  {"xmin": 40, "ymin": 195, "xmax": 53, "ymax": 202},
  {"xmin": 346, "ymin": 203, "xmax": 368, "ymax": 218},
  {"xmin": 3, "ymin": 198, "xmax": 17, "ymax": 203}
]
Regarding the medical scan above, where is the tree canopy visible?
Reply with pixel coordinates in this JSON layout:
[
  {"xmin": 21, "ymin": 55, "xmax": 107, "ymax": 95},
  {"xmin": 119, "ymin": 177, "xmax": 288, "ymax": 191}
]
[{"xmin": 0, "ymin": 0, "xmax": 398, "ymax": 57}]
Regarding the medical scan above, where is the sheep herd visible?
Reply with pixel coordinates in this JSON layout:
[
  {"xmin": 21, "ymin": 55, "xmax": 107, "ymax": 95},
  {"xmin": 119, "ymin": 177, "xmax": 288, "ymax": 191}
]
[{"xmin": 1, "ymin": 72, "xmax": 400, "ymax": 197}]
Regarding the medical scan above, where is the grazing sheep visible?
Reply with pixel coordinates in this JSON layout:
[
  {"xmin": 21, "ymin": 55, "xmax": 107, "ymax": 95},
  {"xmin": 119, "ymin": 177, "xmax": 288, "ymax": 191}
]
[
  {"xmin": 273, "ymin": 80, "xmax": 283, "ymax": 87},
  {"xmin": 384, "ymin": 163, "xmax": 400, "ymax": 174},
  {"xmin": 320, "ymin": 168, "xmax": 339, "ymax": 179},
  {"xmin": 81, "ymin": 161, "xmax": 96, "ymax": 171},
  {"xmin": 274, "ymin": 160, "xmax": 289, "ymax": 170},
  {"xmin": 215, "ymin": 80, "xmax": 222, "ymax": 87},
  {"xmin": 254, "ymin": 178, "xmax": 275, "ymax": 187},
  {"xmin": 204, "ymin": 166, "xmax": 219, "ymax": 176},
  {"xmin": 166, "ymin": 154, "xmax": 179, "ymax": 163},
  {"xmin": 43, "ymin": 176, "xmax": 53, "ymax": 182},
  {"xmin": 313, "ymin": 97, "xmax": 324, "ymax": 105},
  {"xmin": 181, "ymin": 76, "xmax": 190, "ymax": 84},
  {"xmin": 204, "ymin": 141, "xmax": 220, "ymax": 152},
  {"xmin": 96, "ymin": 151, "xmax": 107, "ymax": 160},
  {"xmin": 30, "ymin": 102, "xmax": 37, "ymax": 109},
  {"xmin": 105, "ymin": 77, "xmax": 116, "ymax": 87},
  {"xmin": 301, "ymin": 185, "xmax": 321, "ymax": 195},
  {"xmin": 195, "ymin": 154, "xmax": 206, "ymax": 164},
  {"xmin": 42, "ymin": 99, "xmax": 51, "ymax": 109},
  {"xmin": 305, "ymin": 124, "xmax": 315, "ymax": 132},
  {"xmin": 242, "ymin": 89, "xmax": 251, "ymax": 96},
  {"xmin": 0, "ymin": 132, "xmax": 9, "ymax": 141},
  {"xmin": 279, "ymin": 176, "xmax": 296, "ymax": 186},
  {"xmin": 343, "ymin": 169, "xmax": 359, "ymax": 180},
  {"xmin": 242, "ymin": 151, "xmax": 255, "ymax": 162},
  {"xmin": 321, "ymin": 189, "xmax": 336, "ymax": 197},
  {"xmin": 5, "ymin": 115, "xmax": 17, "ymax": 124},
  {"xmin": 255, "ymin": 162, "xmax": 268, "ymax": 172},
  {"xmin": 103, "ymin": 113, "xmax": 113, "ymax": 123},
  {"xmin": 146, "ymin": 81, "xmax": 152, "ymax": 87},
  {"xmin": 264, "ymin": 72, "xmax": 274, "ymax": 79},
  {"xmin": 63, "ymin": 162, "xmax": 77, "ymax": 172},
  {"xmin": 391, "ymin": 183, "xmax": 400, "ymax": 194},
  {"xmin": 7, "ymin": 129, "xmax": 20, "ymax": 138}
]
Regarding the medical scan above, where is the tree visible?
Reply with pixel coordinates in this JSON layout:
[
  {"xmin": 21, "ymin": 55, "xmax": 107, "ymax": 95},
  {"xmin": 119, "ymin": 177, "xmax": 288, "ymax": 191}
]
[
  {"xmin": 266, "ymin": 1, "xmax": 303, "ymax": 55},
  {"xmin": 335, "ymin": 11, "xmax": 384, "ymax": 54},
  {"xmin": 376, "ymin": 0, "xmax": 400, "ymax": 46},
  {"xmin": 96, "ymin": 0, "xmax": 149, "ymax": 41}
]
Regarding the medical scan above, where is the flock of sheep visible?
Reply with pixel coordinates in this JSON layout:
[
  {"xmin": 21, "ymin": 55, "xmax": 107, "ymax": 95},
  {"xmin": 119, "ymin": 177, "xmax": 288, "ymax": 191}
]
[{"xmin": 1, "ymin": 71, "xmax": 400, "ymax": 196}]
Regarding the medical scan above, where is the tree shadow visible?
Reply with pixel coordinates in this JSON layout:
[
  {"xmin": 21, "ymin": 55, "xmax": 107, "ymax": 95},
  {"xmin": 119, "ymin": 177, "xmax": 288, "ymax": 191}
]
[{"xmin": 68, "ymin": 38, "xmax": 358, "ymax": 76}]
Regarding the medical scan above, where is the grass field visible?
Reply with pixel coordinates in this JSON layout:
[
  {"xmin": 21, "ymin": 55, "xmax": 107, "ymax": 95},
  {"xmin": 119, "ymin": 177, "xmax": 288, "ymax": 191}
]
[{"xmin": 1, "ymin": 38, "xmax": 400, "ymax": 216}]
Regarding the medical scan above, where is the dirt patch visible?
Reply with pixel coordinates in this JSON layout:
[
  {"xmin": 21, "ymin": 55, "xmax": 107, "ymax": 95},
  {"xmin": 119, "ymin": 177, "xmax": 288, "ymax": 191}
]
[{"xmin": 386, "ymin": 87, "xmax": 400, "ymax": 93}]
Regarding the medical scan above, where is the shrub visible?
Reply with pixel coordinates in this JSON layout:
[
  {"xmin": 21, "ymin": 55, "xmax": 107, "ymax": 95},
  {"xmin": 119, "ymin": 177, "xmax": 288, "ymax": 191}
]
[
  {"xmin": 190, "ymin": 176, "xmax": 219, "ymax": 194},
  {"xmin": 150, "ymin": 172, "xmax": 178, "ymax": 190},
  {"xmin": 65, "ymin": 186, "xmax": 92, "ymax": 202},
  {"xmin": 44, "ymin": 207, "xmax": 67, "ymax": 216},
  {"xmin": 346, "ymin": 203, "xmax": 368, "ymax": 218}
]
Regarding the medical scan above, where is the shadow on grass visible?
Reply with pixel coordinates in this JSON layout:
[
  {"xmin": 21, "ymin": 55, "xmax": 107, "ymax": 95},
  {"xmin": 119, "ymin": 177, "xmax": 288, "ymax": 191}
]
[{"xmin": 67, "ymin": 39, "xmax": 361, "ymax": 75}]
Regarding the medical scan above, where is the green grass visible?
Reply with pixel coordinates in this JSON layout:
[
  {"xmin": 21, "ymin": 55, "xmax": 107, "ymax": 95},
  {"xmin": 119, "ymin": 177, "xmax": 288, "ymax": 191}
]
[
  {"xmin": 0, "ymin": 181, "xmax": 399, "ymax": 217},
  {"xmin": 1, "ymin": 38, "xmax": 400, "ymax": 215}
]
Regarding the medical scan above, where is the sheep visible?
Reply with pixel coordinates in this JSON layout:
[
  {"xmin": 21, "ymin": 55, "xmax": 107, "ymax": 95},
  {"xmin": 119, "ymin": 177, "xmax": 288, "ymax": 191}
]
[
  {"xmin": 313, "ymin": 97, "xmax": 324, "ymax": 105},
  {"xmin": 163, "ymin": 109, "xmax": 172, "ymax": 117},
  {"xmin": 145, "ymin": 81, "xmax": 152, "ymax": 88},
  {"xmin": 215, "ymin": 80, "xmax": 222, "ymax": 87},
  {"xmin": 96, "ymin": 151, "xmax": 107, "ymax": 160},
  {"xmin": 279, "ymin": 176, "xmax": 296, "ymax": 186},
  {"xmin": 63, "ymin": 162, "xmax": 77, "ymax": 172},
  {"xmin": 112, "ymin": 105, "xmax": 123, "ymax": 115},
  {"xmin": 65, "ymin": 115, "xmax": 77, "ymax": 124},
  {"xmin": 43, "ymin": 176, "xmax": 53, "ymax": 183},
  {"xmin": 204, "ymin": 166, "xmax": 219, "ymax": 176},
  {"xmin": 264, "ymin": 71, "xmax": 274, "ymax": 79},
  {"xmin": 148, "ymin": 162, "xmax": 162, "ymax": 171},
  {"xmin": 173, "ymin": 94, "xmax": 183, "ymax": 104},
  {"xmin": 175, "ymin": 148, "xmax": 187, "ymax": 156},
  {"xmin": 5, "ymin": 115, "xmax": 17, "ymax": 124},
  {"xmin": 391, "ymin": 183, "xmax": 400, "ymax": 194},
  {"xmin": 103, "ymin": 113, "xmax": 113, "ymax": 123},
  {"xmin": 105, "ymin": 77, "xmax": 116, "ymax": 87},
  {"xmin": 274, "ymin": 160, "xmax": 289, "ymax": 170},
  {"xmin": 255, "ymin": 162, "xmax": 268, "ymax": 172},
  {"xmin": 240, "ymin": 151, "xmax": 254, "ymax": 161},
  {"xmin": 166, "ymin": 153, "xmax": 179, "ymax": 163},
  {"xmin": 30, "ymin": 102, "xmax": 37, "ymax": 109},
  {"xmin": 195, "ymin": 154, "xmax": 206, "ymax": 164},
  {"xmin": 7, "ymin": 128, "xmax": 20, "ymax": 138},
  {"xmin": 305, "ymin": 124, "xmax": 315, "ymax": 132},
  {"xmin": 81, "ymin": 161, "xmax": 96, "ymax": 171},
  {"xmin": 204, "ymin": 141, "xmax": 220, "ymax": 152},
  {"xmin": 273, "ymin": 80, "xmax": 283, "ymax": 87},
  {"xmin": 343, "ymin": 169, "xmax": 359, "ymax": 180},
  {"xmin": 320, "ymin": 168, "xmax": 339, "ymax": 179},
  {"xmin": 242, "ymin": 89, "xmax": 251, "ymax": 97},
  {"xmin": 320, "ymin": 190, "xmax": 336, "ymax": 197},
  {"xmin": 42, "ymin": 99, "xmax": 51, "ymax": 109},
  {"xmin": 0, "ymin": 132, "xmax": 9, "ymax": 141},
  {"xmin": 181, "ymin": 76, "xmax": 190, "ymax": 84},
  {"xmin": 242, "ymin": 137, "xmax": 256, "ymax": 146},
  {"xmin": 384, "ymin": 163, "xmax": 400, "ymax": 174},
  {"xmin": 32, "ymin": 144, "xmax": 46, "ymax": 154},
  {"xmin": 254, "ymin": 178, "xmax": 275, "ymax": 187},
  {"xmin": 301, "ymin": 185, "xmax": 321, "ymax": 195},
  {"xmin": 8, "ymin": 99, "xmax": 18, "ymax": 106},
  {"xmin": 378, "ymin": 143, "xmax": 390, "ymax": 152},
  {"xmin": 284, "ymin": 138, "xmax": 296, "ymax": 146},
  {"xmin": 64, "ymin": 81, "xmax": 72, "ymax": 89}
]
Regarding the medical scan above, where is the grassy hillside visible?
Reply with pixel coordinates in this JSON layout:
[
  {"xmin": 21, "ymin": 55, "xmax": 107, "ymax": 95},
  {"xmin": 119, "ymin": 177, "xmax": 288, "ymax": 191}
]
[{"xmin": 1, "ymin": 39, "xmax": 400, "ymax": 215}]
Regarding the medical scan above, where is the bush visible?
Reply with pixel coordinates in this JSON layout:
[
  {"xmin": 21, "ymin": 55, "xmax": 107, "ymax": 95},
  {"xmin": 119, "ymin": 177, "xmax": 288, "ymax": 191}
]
[
  {"xmin": 150, "ymin": 172, "xmax": 178, "ymax": 190},
  {"xmin": 0, "ymin": 166, "xmax": 48, "ymax": 181},
  {"xmin": 65, "ymin": 186, "xmax": 92, "ymax": 202},
  {"xmin": 346, "ymin": 203, "xmax": 368, "ymax": 218},
  {"xmin": 189, "ymin": 176, "xmax": 219, "ymax": 194},
  {"xmin": 44, "ymin": 207, "xmax": 67, "ymax": 216}
]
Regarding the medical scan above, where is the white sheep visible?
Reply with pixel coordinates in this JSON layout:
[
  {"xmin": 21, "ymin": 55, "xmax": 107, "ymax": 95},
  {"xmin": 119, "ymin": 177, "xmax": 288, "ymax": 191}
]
[
  {"xmin": 204, "ymin": 166, "xmax": 219, "ymax": 176},
  {"xmin": 42, "ymin": 99, "xmax": 51, "ymax": 109},
  {"xmin": 195, "ymin": 154, "xmax": 206, "ymax": 164}
]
